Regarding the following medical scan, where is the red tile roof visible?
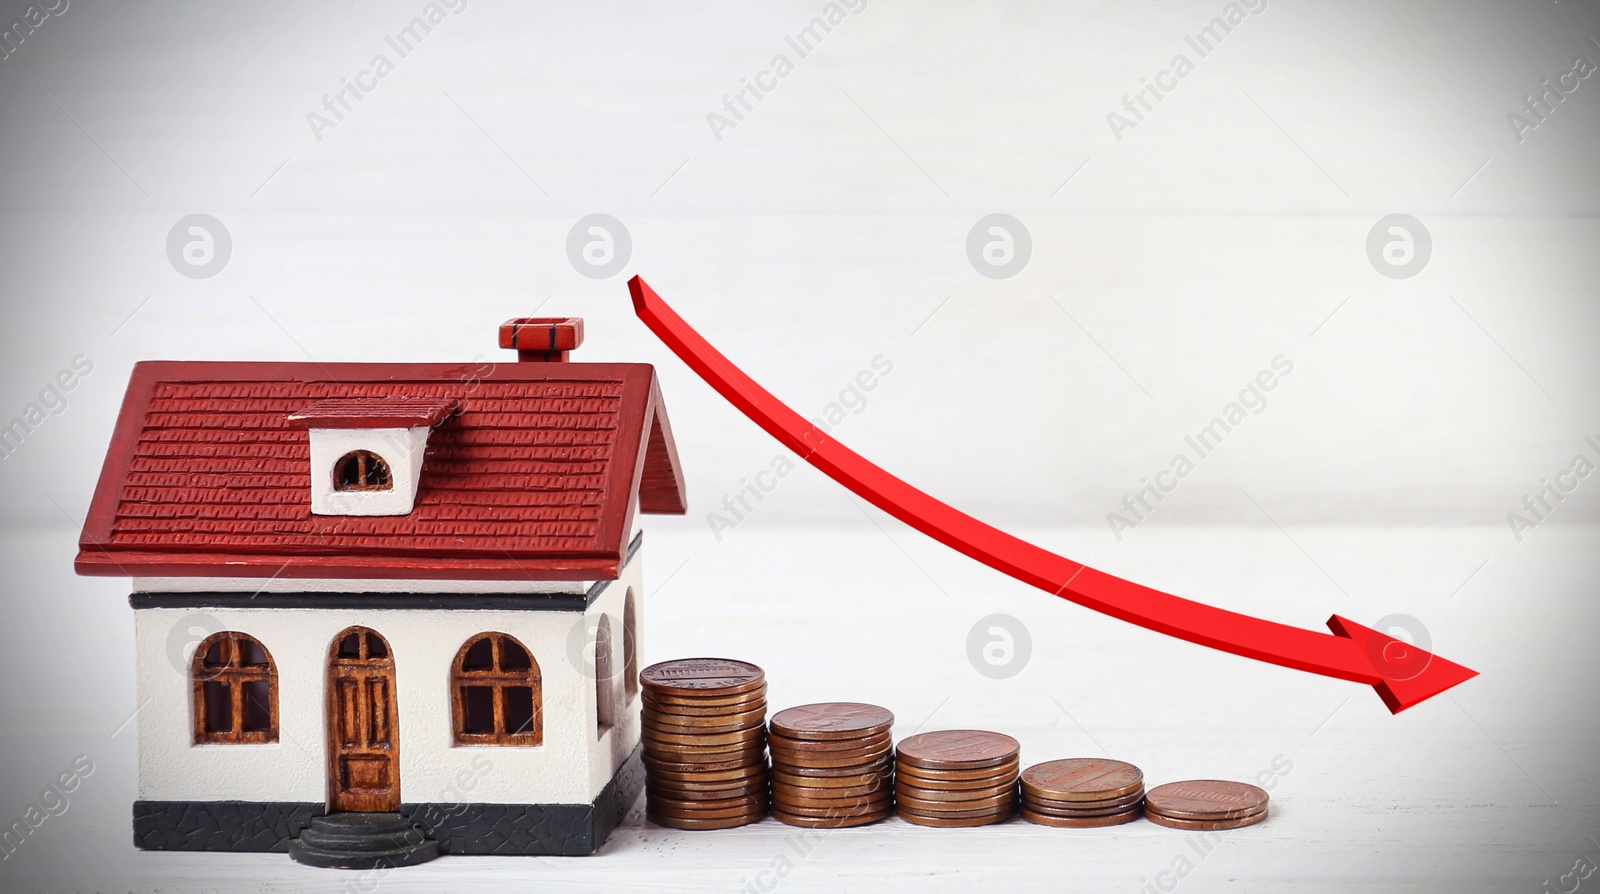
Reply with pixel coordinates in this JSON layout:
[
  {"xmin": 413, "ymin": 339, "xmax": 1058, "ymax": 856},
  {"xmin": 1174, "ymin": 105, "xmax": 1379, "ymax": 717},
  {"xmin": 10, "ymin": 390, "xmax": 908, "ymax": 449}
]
[{"xmin": 76, "ymin": 360, "xmax": 686, "ymax": 581}]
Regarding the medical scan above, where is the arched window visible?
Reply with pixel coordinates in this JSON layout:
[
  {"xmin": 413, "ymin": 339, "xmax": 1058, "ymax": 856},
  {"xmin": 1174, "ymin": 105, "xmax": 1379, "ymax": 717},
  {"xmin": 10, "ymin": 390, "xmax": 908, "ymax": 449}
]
[
  {"xmin": 192, "ymin": 632, "xmax": 277, "ymax": 744},
  {"xmin": 334, "ymin": 450, "xmax": 392, "ymax": 491},
  {"xmin": 594, "ymin": 615, "xmax": 615, "ymax": 735},
  {"xmin": 622, "ymin": 589, "xmax": 638, "ymax": 703},
  {"xmin": 452, "ymin": 633, "xmax": 541, "ymax": 746}
]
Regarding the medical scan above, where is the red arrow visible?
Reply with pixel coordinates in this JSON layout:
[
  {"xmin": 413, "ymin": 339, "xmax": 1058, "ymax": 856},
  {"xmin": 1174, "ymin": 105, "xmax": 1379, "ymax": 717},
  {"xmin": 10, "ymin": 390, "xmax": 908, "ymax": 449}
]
[{"xmin": 629, "ymin": 276, "xmax": 1478, "ymax": 713}]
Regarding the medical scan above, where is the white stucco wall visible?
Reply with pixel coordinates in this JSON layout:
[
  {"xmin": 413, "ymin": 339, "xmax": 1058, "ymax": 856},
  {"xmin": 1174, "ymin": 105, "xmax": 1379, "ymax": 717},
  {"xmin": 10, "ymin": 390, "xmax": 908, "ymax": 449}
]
[{"xmin": 133, "ymin": 548, "xmax": 643, "ymax": 807}]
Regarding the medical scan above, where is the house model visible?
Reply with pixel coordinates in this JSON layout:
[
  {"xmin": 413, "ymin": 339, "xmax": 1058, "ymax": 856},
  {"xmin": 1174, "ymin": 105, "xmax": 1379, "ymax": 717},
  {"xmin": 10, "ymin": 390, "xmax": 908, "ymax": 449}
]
[{"xmin": 74, "ymin": 317, "xmax": 686, "ymax": 868}]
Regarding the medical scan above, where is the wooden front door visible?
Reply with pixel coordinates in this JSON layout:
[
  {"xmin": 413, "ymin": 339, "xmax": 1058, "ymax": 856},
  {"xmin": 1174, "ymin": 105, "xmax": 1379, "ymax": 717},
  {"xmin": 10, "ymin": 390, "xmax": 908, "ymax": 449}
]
[{"xmin": 326, "ymin": 627, "xmax": 400, "ymax": 813}]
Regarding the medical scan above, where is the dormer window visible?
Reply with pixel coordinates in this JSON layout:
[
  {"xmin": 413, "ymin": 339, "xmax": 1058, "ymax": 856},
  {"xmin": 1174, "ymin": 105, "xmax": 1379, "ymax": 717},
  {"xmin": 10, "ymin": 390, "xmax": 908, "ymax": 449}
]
[
  {"xmin": 335, "ymin": 451, "xmax": 393, "ymax": 492},
  {"xmin": 286, "ymin": 397, "xmax": 457, "ymax": 517}
]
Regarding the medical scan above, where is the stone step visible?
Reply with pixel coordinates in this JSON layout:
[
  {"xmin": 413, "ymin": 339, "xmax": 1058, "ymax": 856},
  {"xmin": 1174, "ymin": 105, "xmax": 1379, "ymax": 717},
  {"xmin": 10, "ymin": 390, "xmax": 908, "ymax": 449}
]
[{"xmin": 288, "ymin": 812, "xmax": 440, "ymax": 870}]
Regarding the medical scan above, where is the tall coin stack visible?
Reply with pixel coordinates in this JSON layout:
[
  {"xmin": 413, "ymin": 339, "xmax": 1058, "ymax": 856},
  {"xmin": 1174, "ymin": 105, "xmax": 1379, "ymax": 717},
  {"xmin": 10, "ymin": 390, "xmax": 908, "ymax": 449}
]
[
  {"xmin": 768, "ymin": 703, "xmax": 895, "ymax": 828},
  {"xmin": 639, "ymin": 658, "xmax": 770, "ymax": 830},
  {"xmin": 1143, "ymin": 780, "xmax": 1268, "ymax": 831},
  {"xmin": 894, "ymin": 730, "xmax": 1020, "ymax": 827},
  {"xmin": 1019, "ymin": 758, "xmax": 1145, "ymax": 827}
]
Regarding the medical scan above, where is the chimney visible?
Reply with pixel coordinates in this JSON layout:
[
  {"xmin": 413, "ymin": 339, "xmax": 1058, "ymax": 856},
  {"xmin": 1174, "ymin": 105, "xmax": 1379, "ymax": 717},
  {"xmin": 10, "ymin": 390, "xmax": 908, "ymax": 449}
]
[{"xmin": 499, "ymin": 317, "xmax": 584, "ymax": 362}]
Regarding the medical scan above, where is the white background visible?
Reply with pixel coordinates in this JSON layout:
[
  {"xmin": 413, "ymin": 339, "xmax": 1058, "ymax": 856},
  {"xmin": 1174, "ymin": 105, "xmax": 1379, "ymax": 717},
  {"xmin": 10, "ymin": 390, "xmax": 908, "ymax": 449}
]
[{"xmin": 0, "ymin": 1, "xmax": 1597, "ymax": 891}]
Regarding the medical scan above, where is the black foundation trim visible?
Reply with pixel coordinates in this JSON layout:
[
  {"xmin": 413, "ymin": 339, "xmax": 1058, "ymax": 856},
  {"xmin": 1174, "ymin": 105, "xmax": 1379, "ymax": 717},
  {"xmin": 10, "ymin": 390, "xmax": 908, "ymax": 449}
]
[{"xmin": 131, "ymin": 745, "xmax": 645, "ymax": 856}]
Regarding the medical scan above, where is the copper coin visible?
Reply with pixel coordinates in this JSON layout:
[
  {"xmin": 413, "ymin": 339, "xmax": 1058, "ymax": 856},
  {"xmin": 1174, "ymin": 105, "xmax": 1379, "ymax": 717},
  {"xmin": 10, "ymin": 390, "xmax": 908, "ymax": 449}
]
[
  {"xmin": 645, "ymin": 706, "xmax": 767, "ymax": 731},
  {"xmin": 1022, "ymin": 797, "xmax": 1145, "ymax": 818},
  {"xmin": 896, "ymin": 730, "xmax": 1019, "ymax": 770},
  {"xmin": 640, "ymin": 658, "xmax": 765, "ymax": 696},
  {"xmin": 648, "ymin": 775, "xmax": 768, "ymax": 796},
  {"xmin": 772, "ymin": 797, "xmax": 893, "ymax": 818},
  {"xmin": 645, "ymin": 761, "xmax": 768, "ymax": 783},
  {"xmin": 772, "ymin": 768, "xmax": 890, "ymax": 789},
  {"xmin": 642, "ymin": 751, "xmax": 767, "ymax": 772},
  {"xmin": 641, "ymin": 737, "xmax": 766, "ymax": 757},
  {"xmin": 1144, "ymin": 806, "xmax": 1267, "ymax": 831},
  {"xmin": 642, "ymin": 724, "xmax": 766, "ymax": 747},
  {"xmin": 1021, "ymin": 759, "xmax": 1144, "ymax": 802},
  {"xmin": 771, "ymin": 807, "xmax": 892, "ymax": 828},
  {"xmin": 772, "ymin": 755, "xmax": 893, "ymax": 778},
  {"xmin": 773, "ymin": 778, "xmax": 890, "ymax": 798},
  {"xmin": 894, "ymin": 790, "xmax": 1016, "ymax": 813},
  {"xmin": 1025, "ymin": 789, "xmax": 1145, "ymax": 813},
  {"xmin": 895, "ymin": 780, "xmax": 1017, "ymax": 802},
  {"xmin": 647, "ymin": 793, "xmax": 768, "ymax": 815},
  {"xmin": 643, "ymin": 690, "xmax": 768, "ymax": 712},
  {"xmin": 1144, "ymin": 780, "xmax": 1269, "ymax": 821},
  {"xmin": 768, "ymin": 730, "xmax": 894, "ymax": 753},
  {"xmin": 1021, "ymin": 805, "xmax": 1141, "ymax": 828},
  {"xmin": 768, "ymin": 703, "xmax": 895, "ymax": 741},
  {"xmin": 895, "ymin": 756, "xmax": 1020, "ymax": 782},
  {"xmin": 647, "ymin": 810, "xmax": 766, "ymax": 830},
  {"xmin": 770, "ymin": 749, "xmax": 893, "ymax": 770},
  {"xmin": 772, "ymin": 785, "xmax": 890, "ymax": 804},
  {"xmin": 897, "ymin": 807, "xmax": 1013, "ymax": 827}
]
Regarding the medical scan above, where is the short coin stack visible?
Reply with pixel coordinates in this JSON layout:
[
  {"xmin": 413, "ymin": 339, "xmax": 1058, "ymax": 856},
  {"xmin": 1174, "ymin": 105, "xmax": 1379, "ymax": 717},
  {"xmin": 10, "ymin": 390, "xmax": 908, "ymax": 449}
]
[
  {"xmin": 768, "ymin": 703, "xmax": 895, "ymax": 828},
  {"xmin": 1019, "ymin": 758, "xmax": 1145, "ymax": 827},
  {"xmin": 1143, "ymin": 780, "xmax": 1269, "ymax": 831},
  {"xmin": 894, "ymin": 730, "xmax": 1019, "ymax": 827},
  {"xmin": 640, "ymin": 658, "xmax": 770, "ymax": 830}
]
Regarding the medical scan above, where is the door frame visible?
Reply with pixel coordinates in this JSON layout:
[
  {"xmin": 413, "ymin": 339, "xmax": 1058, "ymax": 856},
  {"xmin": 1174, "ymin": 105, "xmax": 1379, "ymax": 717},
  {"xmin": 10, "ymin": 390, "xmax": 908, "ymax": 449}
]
[{"xmin": 325, "ymin": 626, "xmax": 401, "ymax": 813}]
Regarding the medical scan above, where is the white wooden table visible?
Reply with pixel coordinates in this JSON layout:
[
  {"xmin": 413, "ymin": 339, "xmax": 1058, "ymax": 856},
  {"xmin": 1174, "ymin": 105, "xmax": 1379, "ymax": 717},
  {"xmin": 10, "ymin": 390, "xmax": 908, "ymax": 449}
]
[{"xmin": 0, "ymin": 521, "xmax": 1593, "ymax": 893}]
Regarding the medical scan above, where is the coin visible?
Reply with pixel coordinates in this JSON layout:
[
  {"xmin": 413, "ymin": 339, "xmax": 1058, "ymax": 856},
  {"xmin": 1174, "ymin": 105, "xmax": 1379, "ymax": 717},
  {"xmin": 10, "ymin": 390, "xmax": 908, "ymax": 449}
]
[
  {"xmin": 644, "ymin": 707, "xmax": 768, "ymax": 733},
  {"xmin": 895, "ymin": 757, "xmax": 1020, "ymax": 782},
  {"xmin": 1143, "ymin": 807, "xmax": 1267, "ymax": 831},
  {"xmin": 647, "ymin": 794, "xmax": 769, "ymax": 817},
  {"xmin": 1022, "ymin": 798, "xmax": 1145, "ymax": 818},
  {"xmin": 643, "ymin": 751, "xmax": 767, "ymax": 773},
  {"xmin": 647, "ymin": 810, "xmax": 766, "ymax": 830},
  {"xmin": 772, "ymin": 768, "xmax": 888, "ymax": 790},
  {"xmin": 645, "ymin": 762, "xmax": 768, "ymax": 783},
  {"xmin": 897, "ymin": 807, "xmax": 1014, "ymax": 827},
  {"xmin": 771, "ymin": 785, "xmax": 892, "ymax": 806},
  {"xmin": 768, "ymin": 730, "xmax": 894, "ymax": 753},
  {"xmin": 896, "ymin": 730, "xmax": 1019, "ymax": 770},
  {"xmin": 1021, "ymin": 759, "xmax": 1144, "ymax": 803},
  {"xmin": 769, "ymin": 703, "xmax": 894, "ymax": 741},
  {"xmin": 894, "ymin": 789, "xmax": 1016, "ymax": 814},
  {"xmin": 771, "ymin": 755, "xmax": 892, "ymax": 779},
  {"xmin": 894, "ymin": 780, "xmax": 1017, "ymax": 802},
  {"xmin": 771, "ymin": 796, "xmax": 893, "ymax": 818},
  {"xmin": 1144, "ymin": 780, "xmax": 1269, "ymax": 821},
  {"xmin": 771, "ymin": 807, "xmax": 892, "ymax": 828},
  {"xmin": 642, "ymin": 725, "xmax": 767, "ymax": 748},
  {"xmin": 1025, "ymin": 789, "xmax": 1145, "ymax": 814},
  {"xmin": 643, "ymin": 689, "xmax": 768, "ymax": 712},
  {"xmin": 652, "ymin": 780, "xmax": 771, "ymax": 799},
  {"xmin": 640, "ymin": 658, "xmax": 765, "ymax": 696},
  {"xmin": 1020, "ymin": 805, "xmax": 1141, "ymax": 828}
]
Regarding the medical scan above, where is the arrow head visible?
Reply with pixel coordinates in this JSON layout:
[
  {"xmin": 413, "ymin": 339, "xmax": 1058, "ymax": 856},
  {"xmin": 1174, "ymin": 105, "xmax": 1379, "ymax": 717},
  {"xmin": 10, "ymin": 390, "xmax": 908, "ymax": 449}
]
[{"xmin": 1327, "ymin": 614, "xmax": 1478, "ymax": 714}]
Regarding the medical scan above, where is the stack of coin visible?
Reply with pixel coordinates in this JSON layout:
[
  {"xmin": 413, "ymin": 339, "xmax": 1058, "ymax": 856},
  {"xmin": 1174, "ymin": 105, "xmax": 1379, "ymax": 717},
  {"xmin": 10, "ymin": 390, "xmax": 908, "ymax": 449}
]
[
  {"xmin": 1019, "ymin": 758, "xmax": 1145, "ymax": 827},
  {"xmin": 894, "ymin": 730, "xmax": 1019, "ymax": 827},
  {"xmin": 1143, "ymin": 780, "xmax": 1269, "ymax": 831},
  {"xmin": 639, "ymin": 658, "xmax": 769, "ymax": 830},
  {"xmin": 768, "ymin": 703, "xmax": 895, "ymax": 828}
]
